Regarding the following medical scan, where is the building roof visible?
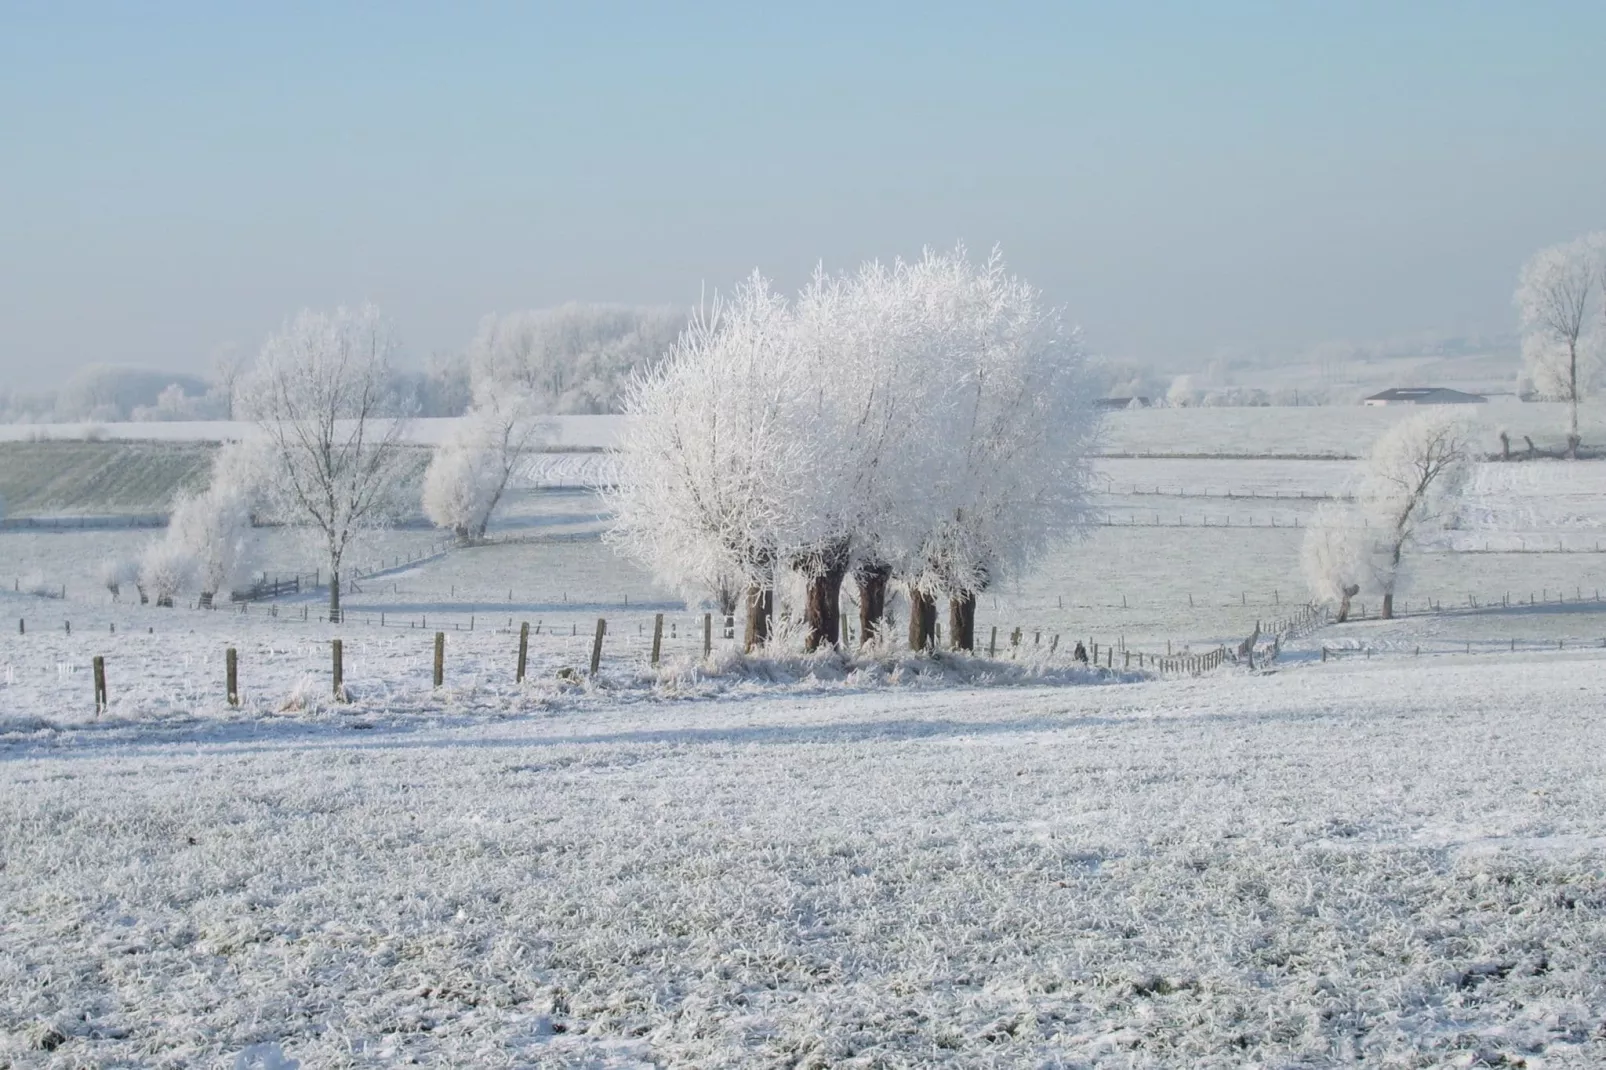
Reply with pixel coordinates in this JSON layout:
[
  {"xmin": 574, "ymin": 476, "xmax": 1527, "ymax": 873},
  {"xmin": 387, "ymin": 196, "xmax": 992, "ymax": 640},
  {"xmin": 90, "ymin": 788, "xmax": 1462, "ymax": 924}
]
[{"xmin": 1363, "ymin": 387, "xmax": 1487, "ymax": 404}]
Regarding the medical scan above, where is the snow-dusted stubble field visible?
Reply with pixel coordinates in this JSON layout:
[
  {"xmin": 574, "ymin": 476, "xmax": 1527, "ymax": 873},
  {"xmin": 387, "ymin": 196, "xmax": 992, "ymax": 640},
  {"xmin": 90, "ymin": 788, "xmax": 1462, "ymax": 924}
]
[{"xmin": 3, "ymin": 656, "xmax": 1606, "ymax": 1067}]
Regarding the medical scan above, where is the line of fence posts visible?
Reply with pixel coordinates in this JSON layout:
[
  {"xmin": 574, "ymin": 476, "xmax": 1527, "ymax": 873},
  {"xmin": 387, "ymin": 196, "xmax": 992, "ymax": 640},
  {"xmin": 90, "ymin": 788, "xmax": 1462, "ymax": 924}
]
[{"xmin": 58, "ymin": 589, "xmax": 1595, "ymax": 711}]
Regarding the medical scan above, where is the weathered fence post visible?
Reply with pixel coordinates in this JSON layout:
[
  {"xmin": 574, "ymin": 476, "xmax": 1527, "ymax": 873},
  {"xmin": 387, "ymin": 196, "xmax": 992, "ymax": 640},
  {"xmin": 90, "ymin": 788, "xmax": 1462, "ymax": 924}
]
[
  {"xmin": 590, "ymin": 618, "xmax": 606, "ymax": 676},
  {"xmin": 331, "ymin": 640, "xmax": 344, "ymax": 700},
  {"xmin": 517, "ymin": 621, "xmax": 530, "ymax": 683},
  {"xmin": 226, "ymin": 647, "xmax": 238, "ymax": 706},
  {"xmin": 433, "ymin": 632, "xmax": 446, "ymax": 688},
  {"xmin": 650, "ymin": 613, "xmax": 664, "ymax": 667},
  {"xmin": 703, "ymin": 612, "xmax": 712, "ymax": 658},
  {"xmin": 93, "ymin": 656, "xmax": 107, "ymax": 714},
  {"xmin": 988, "ymin": 626, "xmax": 998, "ymax": 657}
]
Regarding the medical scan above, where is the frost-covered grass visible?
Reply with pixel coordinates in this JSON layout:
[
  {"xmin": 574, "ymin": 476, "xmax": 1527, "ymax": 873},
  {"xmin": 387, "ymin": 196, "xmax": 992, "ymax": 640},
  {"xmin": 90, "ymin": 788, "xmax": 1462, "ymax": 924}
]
[
  {"xmin": 0, "ymin": 440, "xmax": 214, "ymax": 517},
  {"xmin": 3, "ymin": 653, "xmax": 1606, "ymax": 1066},
  {"xmin": 5, "ymin": 424, "xmax": 1606, "ymax": 1065}
]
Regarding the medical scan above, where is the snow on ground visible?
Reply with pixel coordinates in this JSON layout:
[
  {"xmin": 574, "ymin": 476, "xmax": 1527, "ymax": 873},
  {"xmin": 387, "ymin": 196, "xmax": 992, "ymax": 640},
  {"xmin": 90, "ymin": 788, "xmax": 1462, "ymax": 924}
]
[
  {"xmin": 3, "ymin": 651, "xmax": 1605, "ymax": 1066},
  {"xmin": 5, "ymin": 415, "xmax": 1606, "ymax": 1065},
  {"xmin": 6, "ymin": 400, "xmax": 1601, "ymax": 458}
]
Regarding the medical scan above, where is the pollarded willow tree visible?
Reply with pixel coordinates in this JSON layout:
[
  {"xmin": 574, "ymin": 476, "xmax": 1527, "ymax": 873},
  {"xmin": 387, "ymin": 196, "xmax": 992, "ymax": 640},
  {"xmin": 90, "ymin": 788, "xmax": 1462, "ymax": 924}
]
[
  {"xmin": 898, "ymin": 248, "xmax": 1099, "ymax": 651},
  {"xmin": 1516, "ymin": 234, "xmax": 1604, "ymax": 459},
  {"xmin": 609, "ymin": 246, "xmax": 1100, "ymax": 655},
  {"xmin": 1353, "ymin": 409, "xmax": 1477, "ymax": 620},
  {"xmin": 245, "ymin": 305, "xmax": 414, "ymax": 622},
  {"xmin": 607, "ymin": 274, "xmax": 813, "ymax": 650}
]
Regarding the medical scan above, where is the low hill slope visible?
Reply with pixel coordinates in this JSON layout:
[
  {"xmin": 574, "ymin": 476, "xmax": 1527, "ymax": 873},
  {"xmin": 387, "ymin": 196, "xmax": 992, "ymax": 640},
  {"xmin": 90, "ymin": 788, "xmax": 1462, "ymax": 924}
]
[{"xmin": 0, "ymin": 440, "xmax": 215, "ymax": 517}]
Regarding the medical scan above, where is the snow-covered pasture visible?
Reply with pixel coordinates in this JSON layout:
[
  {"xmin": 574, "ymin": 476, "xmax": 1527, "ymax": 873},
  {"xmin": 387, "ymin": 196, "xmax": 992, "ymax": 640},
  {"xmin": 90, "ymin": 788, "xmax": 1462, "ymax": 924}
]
[
  {"xmin": 5, "ymin": 455, "xmax": 1605, "ymax": 678},
  {"xmin": 3, "ymin": 654, "xmax": 1606, "ymax": 1066},
  {"xmin": 4, "ymin": 400, "xmax": 1603, "ymax": 459}
]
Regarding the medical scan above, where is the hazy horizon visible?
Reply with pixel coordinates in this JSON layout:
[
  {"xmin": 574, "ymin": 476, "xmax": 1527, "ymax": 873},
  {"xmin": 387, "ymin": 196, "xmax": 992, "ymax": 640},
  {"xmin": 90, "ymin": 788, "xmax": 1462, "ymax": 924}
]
[{"xmin": 3, "ymin": 2, "xmax": 1603, "ymax": 390}]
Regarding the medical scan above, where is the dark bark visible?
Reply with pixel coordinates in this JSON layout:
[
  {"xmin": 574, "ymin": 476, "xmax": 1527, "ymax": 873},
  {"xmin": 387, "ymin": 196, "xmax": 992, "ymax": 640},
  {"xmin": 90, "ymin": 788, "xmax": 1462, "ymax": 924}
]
[
  {"xmin": 1335, "ymin": 583, "xmax": 1359, "ymax": 624},
  {"xmin": 329, "ymin": 569, "xmax": 341, "ymax": 623},
  {"xmin": 948, "ymin": 593, "xmax": 976, "ymax": 651},
  {"xmin": 743, "ymin": 585, "xmax": 773, "ymax": 652},
  {"xmin": 854, "ymin": 564, "xmax": 891, "ymax": 647},
  {"xmin": 1381, "ymin": 591, "xmax": 1394, "ymax": 620},
  {"xmin": 907, "ymin": 589, "xmax": 937, "ymax": 652},
  {"xmin": 799, "ymin": 541, "xmax": 851, "ymax": 652}
]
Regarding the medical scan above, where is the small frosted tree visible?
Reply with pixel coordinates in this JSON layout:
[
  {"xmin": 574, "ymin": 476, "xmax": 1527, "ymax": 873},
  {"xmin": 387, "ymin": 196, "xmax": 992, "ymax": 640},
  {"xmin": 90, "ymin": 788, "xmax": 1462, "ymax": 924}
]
[
  {"xmin": 1354, "ymin": 409, "xmax": 1477, "ymax": 619},
  {"xmin": 167, "ymin": 486, "xmax": 253, "ymax": 603},
  {"xmin": 99, "ymin": 557, "xmax": 140, "ymax": 602},
  {"xmin": 138, "ymin": 539, "xmax": 194, "ymax": 608},
  {"xmin": 245, "ymin": 305, "xmax": 412, "ymax": 622},
  {"xmin": 1300, "ymin": 503, "xmax": 1366, "ymax": 622},
  {"xmin": 1516, "ymin": 234, "xmax": 1603, "ymax": 458},
  {"xmin": 422, "ymin": 390, "xmax": 550, "ymax": 542}
]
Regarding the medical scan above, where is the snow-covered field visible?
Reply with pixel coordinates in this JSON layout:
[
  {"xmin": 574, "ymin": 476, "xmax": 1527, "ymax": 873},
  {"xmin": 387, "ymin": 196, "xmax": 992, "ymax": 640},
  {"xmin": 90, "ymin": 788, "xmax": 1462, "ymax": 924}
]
[
  {"xmin": 4, "ymin": 400, "xmax": 1601, "ymax": 458},
  {"xmin": 4, "ymin": 652, "xmax": 1606, "ymax": 1066},
  {"xmin": 5, "ymin": 412, "xmax": 1606, "ymax": 1065}
]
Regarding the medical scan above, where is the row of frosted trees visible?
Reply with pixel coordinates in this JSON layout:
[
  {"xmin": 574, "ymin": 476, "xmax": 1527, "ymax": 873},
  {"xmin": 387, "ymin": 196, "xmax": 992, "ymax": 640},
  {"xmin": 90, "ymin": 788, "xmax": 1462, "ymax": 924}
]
[{"xmin": 608, "ymin": 247, "xmax": 1100, "ymax": 653}]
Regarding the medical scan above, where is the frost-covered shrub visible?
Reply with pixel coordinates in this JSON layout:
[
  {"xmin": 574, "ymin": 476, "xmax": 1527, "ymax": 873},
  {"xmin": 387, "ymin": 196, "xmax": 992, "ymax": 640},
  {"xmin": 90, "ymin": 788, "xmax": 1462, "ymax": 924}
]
[
  {"xmin": 98, "ymin": 557, "xmax": 140, "ymax": 602},
  {"xmin": 139, "ymin": 539, "xmax": 194, "ymax": 607},
  {"xmin": 1300, "ymin": 503, "xmax": 1366, "ymax": 622},
  {"xmin": 168, "ymin": 487, "xmax": 253, "ymax": 600},
  {"xmin": 422, "ymin": 392, "xmax": 549, "ymax": 542}
]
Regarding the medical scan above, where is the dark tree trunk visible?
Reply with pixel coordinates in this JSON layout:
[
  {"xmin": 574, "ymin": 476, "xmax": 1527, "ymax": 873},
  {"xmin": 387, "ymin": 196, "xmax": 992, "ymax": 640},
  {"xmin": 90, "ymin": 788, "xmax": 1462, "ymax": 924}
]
[
  {"xmin": 855, "ymin": 564, "xmax": 891, "ymax": 647},
  {"xmin": 801, "ymin": 542, "xmax": 851, "ymax": 652},
  {"xmin": 803, "ymin": 568, "xmax": 849, "ymax": 651},
  {"xmin": 948, "ymin": 593, "xmax": 976, "ymax": 651},
  {"xmin": 907, "ymin": 589, "xmax": 937, "ymax": 652},
  {"xmin": 1381, "ymin": 591, "xmax": 1394, "ymax": 620},
  {"xmin": 743, "ymin": 585, "xmax": 773, "ymax": 652},
  {"xmin": 1335, "ymin": 583, "xmax": 1358, "ymax": 624},
  {"xmin": 329, "ymin": 569, "xmax": 341, "ymax": 624}
]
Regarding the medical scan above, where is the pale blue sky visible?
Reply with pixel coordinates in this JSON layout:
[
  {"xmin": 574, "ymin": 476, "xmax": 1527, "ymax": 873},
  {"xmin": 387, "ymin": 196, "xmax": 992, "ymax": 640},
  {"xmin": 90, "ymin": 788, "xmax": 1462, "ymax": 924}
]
[{"xmin": 2, "ymin": 1, "xmax": 1602, "ymax": 387}]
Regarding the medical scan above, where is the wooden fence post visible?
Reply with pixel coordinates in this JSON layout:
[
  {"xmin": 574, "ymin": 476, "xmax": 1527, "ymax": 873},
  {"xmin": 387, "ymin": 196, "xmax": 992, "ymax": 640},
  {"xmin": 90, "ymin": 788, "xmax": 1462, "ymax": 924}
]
[
  {"xmin": 433, "ymin": 632, "xmax": 446, "ymax": 687},
  {"xmin": 703, "ymin": 612, "xmax": 712, "ymax": 658},
  {"xmin": 517, "ymin": 621, "xmax": 529, "ymax": 683},
  {"xmin": 590, "ymin": 618, "xmax": 606, "ymax": 676},
  {"xmin": 332, "ymin": 640, "xmax": 344, "ymax": 700},
  {"xmin": 226, "ymin": 647, "xmax": 238, "ymax": 706},
  {"xmin": 988, "ymin": 626, "xmax": 997, "ymax": 657},
  {"xmin": 651, "ymin": 613, "xmax": 664, "ymax": 666},
  {"xmin": 93, "ymin": 656, "xmax": 107, "ymax": 714}
]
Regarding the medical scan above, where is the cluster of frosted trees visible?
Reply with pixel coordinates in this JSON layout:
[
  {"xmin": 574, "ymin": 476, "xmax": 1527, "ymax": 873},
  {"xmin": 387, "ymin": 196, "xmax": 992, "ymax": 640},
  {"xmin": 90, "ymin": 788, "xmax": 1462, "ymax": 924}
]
[
  {"xmin": 1302, "ymin": 409, "xmax": 1476, "ymax": 621},
  {"xmin": 609, "ymin": 247, "xmax": 1100, "ymax": 653},
  {"xmin": 1516, "ymin": 232, "xmax": 1605, "ymax": 458}
]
